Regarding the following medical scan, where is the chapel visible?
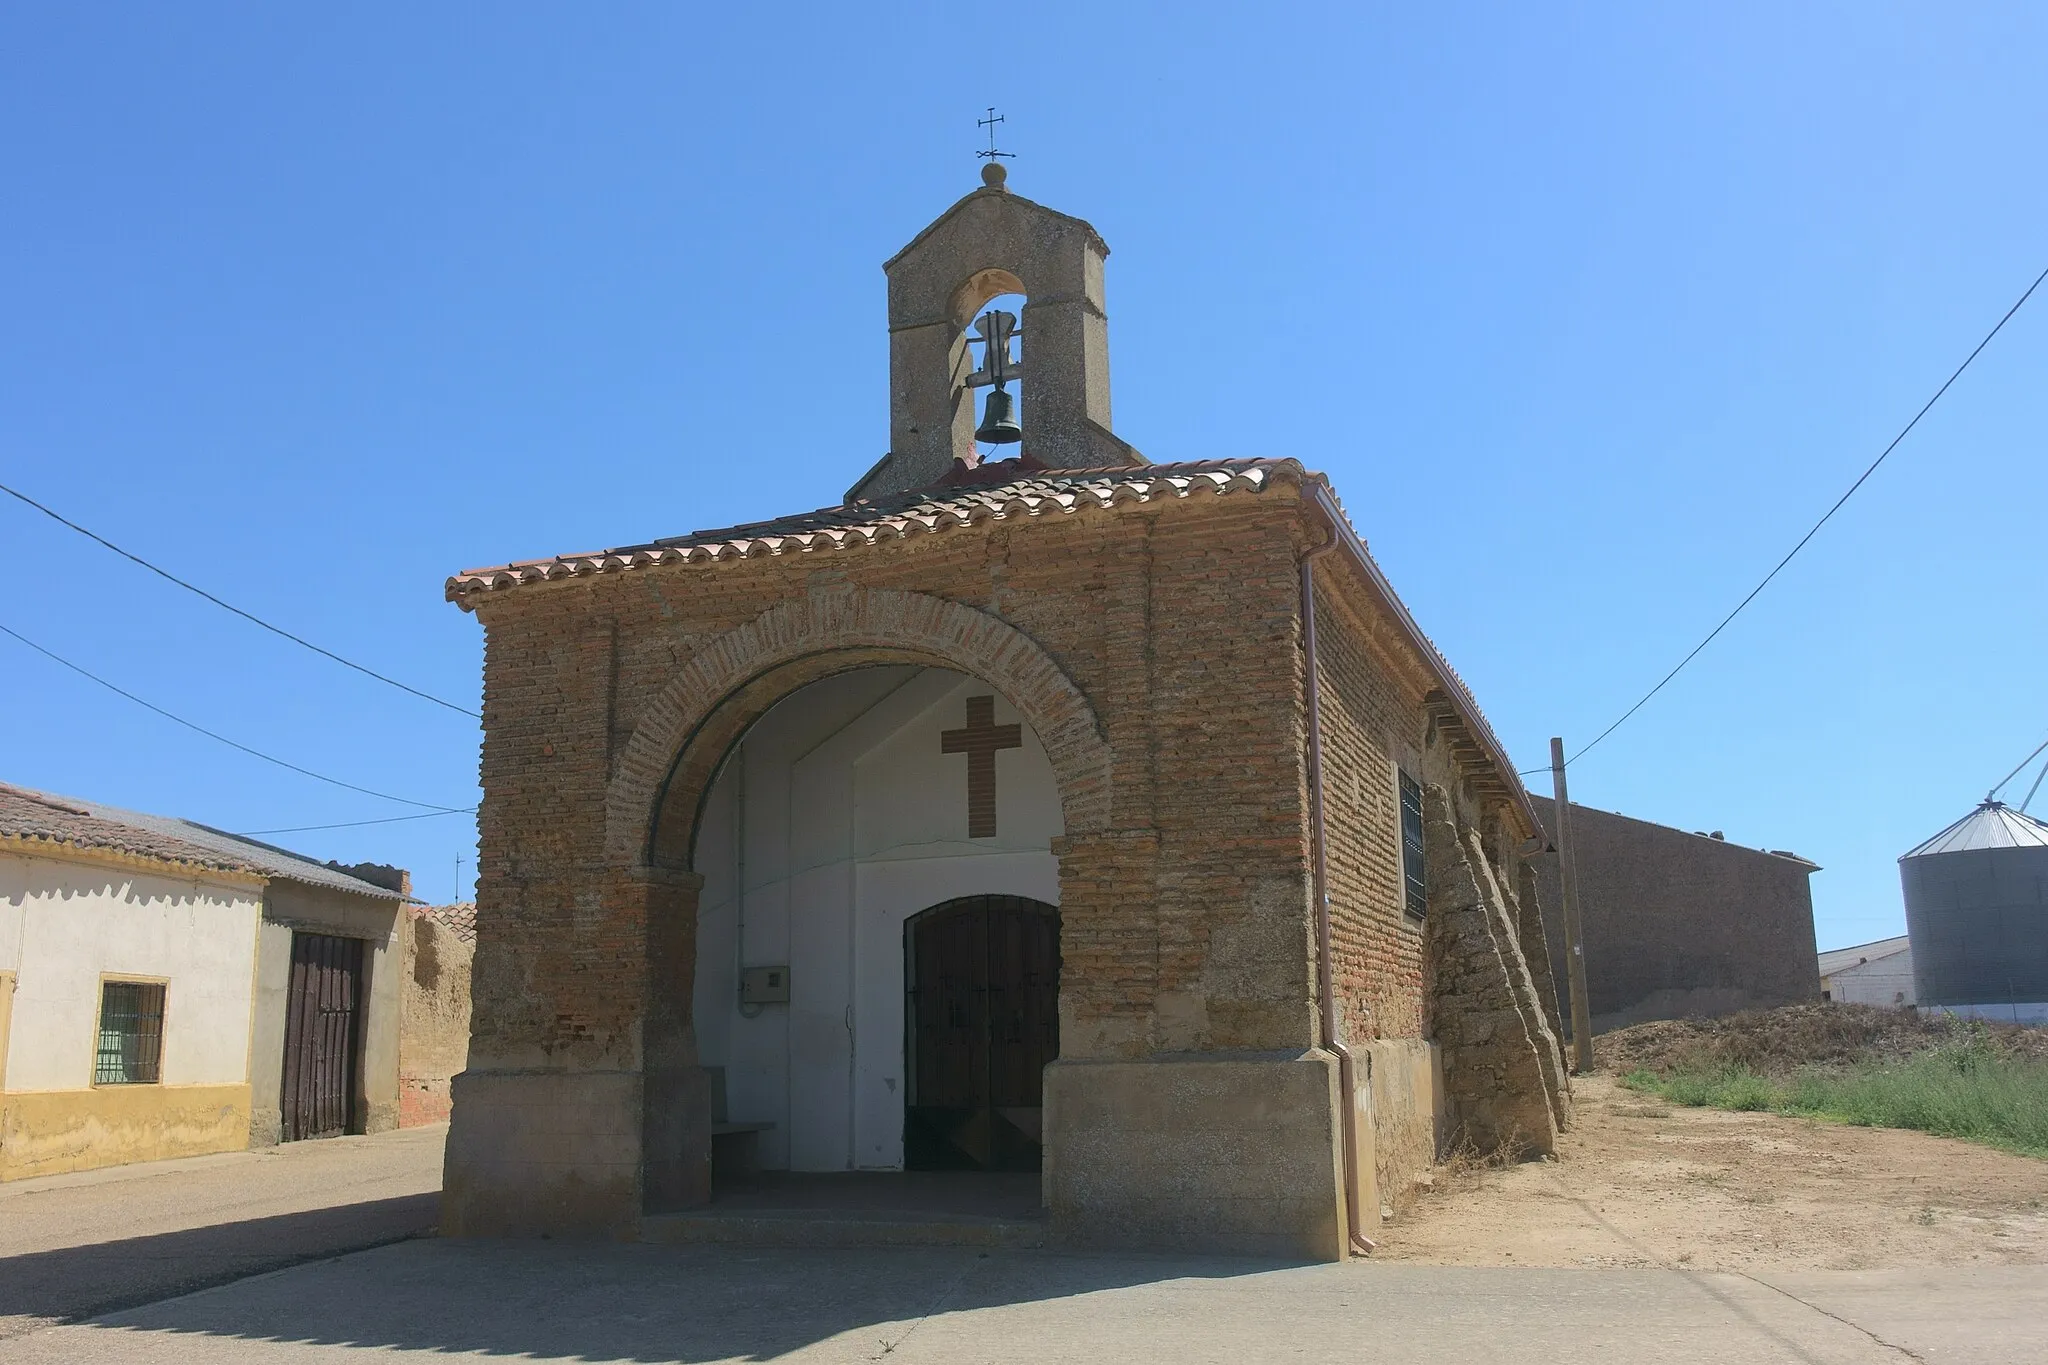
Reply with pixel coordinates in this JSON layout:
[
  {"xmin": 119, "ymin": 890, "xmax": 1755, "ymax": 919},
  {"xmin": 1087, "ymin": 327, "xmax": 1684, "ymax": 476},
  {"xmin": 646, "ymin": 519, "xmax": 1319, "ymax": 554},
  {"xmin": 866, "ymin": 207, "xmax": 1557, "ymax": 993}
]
[{"xmin": 441, "ymin": 161, "xmax": 1569, "ymax": 1260}]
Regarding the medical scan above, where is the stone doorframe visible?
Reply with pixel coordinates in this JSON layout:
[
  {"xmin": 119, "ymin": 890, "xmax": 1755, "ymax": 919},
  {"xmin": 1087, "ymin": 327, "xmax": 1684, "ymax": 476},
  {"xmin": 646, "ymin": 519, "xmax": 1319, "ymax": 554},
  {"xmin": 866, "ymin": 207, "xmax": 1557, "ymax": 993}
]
[{"xmin": 603, "ymin": 584, "xmax": 1115, "ymax": 1213}]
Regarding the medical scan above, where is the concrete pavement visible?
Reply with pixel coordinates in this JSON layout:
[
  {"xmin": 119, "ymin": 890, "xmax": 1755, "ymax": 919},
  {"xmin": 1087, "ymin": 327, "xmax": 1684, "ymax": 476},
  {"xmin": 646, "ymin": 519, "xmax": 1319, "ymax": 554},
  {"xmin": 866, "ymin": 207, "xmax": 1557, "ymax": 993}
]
[
  {"xmin": 0, "ymin": 1123, "xmax": 444, "ymax": 1341},
  {"xmin": 3, "ymin": 1238, "xmax": 2043, "ymax": 1364},
  {"xmin": 3, "ymin": 1127, "xmax": 2041, "ymax": 1363}
]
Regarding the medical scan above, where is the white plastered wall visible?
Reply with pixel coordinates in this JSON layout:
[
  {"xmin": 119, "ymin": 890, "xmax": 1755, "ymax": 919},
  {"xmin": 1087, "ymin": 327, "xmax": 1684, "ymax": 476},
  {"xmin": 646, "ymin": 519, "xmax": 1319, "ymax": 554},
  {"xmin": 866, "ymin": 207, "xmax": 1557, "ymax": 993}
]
[
  {"xmin": 1822, "ymin": 945, "xmax": 1917, "ymax": 1009},
  {"xmin": 693, "ymin": 666, "xmax": 1062, "ymax": 1171},
  {"xmin": 0, "ymin": 847, "xmax": 261, "ymax": 1091}
]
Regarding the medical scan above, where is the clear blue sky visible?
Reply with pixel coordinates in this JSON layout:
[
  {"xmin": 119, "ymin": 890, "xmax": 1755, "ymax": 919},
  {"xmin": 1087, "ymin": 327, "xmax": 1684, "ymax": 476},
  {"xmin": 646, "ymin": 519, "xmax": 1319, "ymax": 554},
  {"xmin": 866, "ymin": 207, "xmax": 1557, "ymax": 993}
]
[{"xmin": 3, "ymin": 5, "xmax": 2042, "ymax": 946}]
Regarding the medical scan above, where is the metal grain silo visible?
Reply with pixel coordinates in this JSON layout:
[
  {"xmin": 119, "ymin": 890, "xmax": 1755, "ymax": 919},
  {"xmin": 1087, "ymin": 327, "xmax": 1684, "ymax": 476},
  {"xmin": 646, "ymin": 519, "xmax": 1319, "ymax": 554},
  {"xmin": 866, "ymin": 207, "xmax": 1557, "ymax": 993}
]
[{"xmin": 1898, "ymin": 801, "xmax": 2048, "ymax": 1023}]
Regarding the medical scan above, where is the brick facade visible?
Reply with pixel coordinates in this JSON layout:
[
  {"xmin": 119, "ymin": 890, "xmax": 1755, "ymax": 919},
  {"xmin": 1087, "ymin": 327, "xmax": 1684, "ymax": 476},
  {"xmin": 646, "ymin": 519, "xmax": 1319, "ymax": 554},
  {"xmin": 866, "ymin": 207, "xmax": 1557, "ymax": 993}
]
[
  {"xmin": 1532, "ymin": 796, "xmax": 1820, "ymax": 1032},
  {"xmin": 443, "ymin": 461, "xmax": 1566, "ymax": 1253}
]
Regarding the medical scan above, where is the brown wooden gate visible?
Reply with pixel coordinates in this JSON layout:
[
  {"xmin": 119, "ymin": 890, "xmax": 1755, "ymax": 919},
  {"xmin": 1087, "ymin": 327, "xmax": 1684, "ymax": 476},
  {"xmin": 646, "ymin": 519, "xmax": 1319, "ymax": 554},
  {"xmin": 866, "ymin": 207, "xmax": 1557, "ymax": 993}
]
[
  {"xmin": 904, "ymin": 895, "xmax": 1058, "ymax": 1171},
  {"xmin": 280, "ymin": 932, "xmax": 364, "ymax": 1142}
]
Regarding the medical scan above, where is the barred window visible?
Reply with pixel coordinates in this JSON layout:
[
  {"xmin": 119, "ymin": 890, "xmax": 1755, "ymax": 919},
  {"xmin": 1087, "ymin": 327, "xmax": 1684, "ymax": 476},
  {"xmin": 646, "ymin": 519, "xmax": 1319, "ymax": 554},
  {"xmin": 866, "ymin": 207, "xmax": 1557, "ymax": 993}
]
[
  {"xmin": 95, "ymin": 981, "xmax": 165, "ymax": 1085},
  {"xmin": 1399, "ymin": 772, "xmax": 1426, "ymax": 921}
]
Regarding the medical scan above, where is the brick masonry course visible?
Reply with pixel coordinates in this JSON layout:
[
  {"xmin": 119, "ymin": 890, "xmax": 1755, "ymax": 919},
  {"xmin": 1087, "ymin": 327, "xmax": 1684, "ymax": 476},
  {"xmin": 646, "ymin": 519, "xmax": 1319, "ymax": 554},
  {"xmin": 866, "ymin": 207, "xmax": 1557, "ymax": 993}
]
[{"xmin": 442, "ymin": 464, "xmax": 1568, "ymax": 1251}]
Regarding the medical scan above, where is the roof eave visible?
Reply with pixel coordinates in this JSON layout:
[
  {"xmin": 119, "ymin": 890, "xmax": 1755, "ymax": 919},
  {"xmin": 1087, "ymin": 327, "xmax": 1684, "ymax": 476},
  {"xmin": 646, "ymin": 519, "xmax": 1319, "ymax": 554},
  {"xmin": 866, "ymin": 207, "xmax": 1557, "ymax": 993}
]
[
  {"xmin": 1302, "ymin": 478, "xmax": 1543, "ymax": 838},
  {"xmin": 0, "ymin": 830, "xmax": 269, "ymax": 888}
]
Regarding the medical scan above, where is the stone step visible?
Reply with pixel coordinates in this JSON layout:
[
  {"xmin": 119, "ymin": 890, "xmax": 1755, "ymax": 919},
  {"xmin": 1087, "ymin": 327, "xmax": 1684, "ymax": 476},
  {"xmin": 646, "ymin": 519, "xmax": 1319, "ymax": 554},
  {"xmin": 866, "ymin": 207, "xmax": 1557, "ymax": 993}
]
[{"xmin": 640, "ymin": 1208, "xmax": 1048, "ymax": 1250}]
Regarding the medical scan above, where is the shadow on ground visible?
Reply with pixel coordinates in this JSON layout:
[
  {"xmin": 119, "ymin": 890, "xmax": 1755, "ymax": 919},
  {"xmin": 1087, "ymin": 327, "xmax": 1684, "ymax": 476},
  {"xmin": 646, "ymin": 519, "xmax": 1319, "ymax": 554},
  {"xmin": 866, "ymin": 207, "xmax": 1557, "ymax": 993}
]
[
  {"xmin": 0, "ymin": 1194, "xmax": 438, "ymax": 1332},
  {"xmin": 77, "ymin": 1238, "xmax": 1303, "ymax": 1363}
]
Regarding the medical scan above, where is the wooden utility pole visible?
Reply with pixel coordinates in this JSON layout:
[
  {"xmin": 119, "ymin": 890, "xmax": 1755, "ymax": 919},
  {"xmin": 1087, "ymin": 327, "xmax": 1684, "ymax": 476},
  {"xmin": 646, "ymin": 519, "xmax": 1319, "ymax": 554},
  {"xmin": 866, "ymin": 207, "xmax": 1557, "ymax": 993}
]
[{"xmin": 1551, "ymin": 737, "xmax": 1595, "ymax": 1074}]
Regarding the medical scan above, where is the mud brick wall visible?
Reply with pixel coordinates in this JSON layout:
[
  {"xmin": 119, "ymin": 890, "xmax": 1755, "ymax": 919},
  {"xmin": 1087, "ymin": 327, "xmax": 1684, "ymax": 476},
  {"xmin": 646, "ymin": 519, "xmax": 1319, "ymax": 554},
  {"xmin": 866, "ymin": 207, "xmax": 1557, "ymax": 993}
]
[
  {"xmin": 1530, "ymin": 796, "xmax": 1821, "ymax": 1033},
  {"xmin": 399, "ymin": 905, "xmax": 474, "ymax": 1127}
]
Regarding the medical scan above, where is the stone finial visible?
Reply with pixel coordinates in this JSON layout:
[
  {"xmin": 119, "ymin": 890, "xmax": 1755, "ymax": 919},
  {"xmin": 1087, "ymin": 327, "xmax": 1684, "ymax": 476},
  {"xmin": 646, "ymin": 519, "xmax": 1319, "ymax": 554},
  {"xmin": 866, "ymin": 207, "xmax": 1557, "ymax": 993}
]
[{"xmin": 847, "ymin": 180, "xmax": 1145, "ymax": 502}]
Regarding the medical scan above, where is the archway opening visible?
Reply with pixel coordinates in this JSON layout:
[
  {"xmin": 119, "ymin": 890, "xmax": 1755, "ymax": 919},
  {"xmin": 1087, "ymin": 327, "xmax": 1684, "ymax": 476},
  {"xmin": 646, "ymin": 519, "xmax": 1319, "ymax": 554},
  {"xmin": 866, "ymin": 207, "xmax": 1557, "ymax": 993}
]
[{"xmin": 685, "ymin": 663, "xmax": 1063, "ymax": 1179}]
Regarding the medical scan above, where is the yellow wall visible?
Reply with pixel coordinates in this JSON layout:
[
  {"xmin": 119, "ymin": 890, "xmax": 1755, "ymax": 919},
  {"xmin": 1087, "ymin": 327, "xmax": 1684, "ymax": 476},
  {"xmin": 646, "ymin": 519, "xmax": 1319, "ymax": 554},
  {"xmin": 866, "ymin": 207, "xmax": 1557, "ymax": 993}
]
[{"xmin": 0, "ymin": 1082, "xmax": 251, "ymax": 1181}]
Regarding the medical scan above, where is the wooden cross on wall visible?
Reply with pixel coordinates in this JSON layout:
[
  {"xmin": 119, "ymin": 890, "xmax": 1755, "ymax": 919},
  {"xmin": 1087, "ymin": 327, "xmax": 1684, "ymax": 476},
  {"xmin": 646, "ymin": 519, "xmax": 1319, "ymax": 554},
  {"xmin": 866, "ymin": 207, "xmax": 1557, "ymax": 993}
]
[{"xmin": 941, "ymin": 695, "xmax": 1022, "ymax": 838}]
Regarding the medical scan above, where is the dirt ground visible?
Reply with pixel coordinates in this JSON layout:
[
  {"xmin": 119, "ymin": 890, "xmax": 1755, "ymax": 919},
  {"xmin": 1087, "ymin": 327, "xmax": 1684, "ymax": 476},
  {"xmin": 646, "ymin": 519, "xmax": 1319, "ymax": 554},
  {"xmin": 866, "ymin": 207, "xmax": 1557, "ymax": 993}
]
[
  {"xmin": 1597, "ymin": 1001, "xmax": 2048, "ymax": 1076},
  {"xmin": 1375, "ymin": 1075, "xmax": 2048, "ymax": 1271}
]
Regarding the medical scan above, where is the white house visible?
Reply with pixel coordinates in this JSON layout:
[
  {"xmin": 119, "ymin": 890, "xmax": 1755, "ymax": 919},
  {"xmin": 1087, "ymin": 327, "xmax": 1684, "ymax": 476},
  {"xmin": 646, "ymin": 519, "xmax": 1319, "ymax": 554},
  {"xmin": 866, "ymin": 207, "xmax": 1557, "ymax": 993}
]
[
  {"xmin": 0, "ymin": 782, "xmax": 410, "ymax": 1181},
  {"xmin": 1818, "ymin": 935, "xmax": 1915, "ymax": 1009}
]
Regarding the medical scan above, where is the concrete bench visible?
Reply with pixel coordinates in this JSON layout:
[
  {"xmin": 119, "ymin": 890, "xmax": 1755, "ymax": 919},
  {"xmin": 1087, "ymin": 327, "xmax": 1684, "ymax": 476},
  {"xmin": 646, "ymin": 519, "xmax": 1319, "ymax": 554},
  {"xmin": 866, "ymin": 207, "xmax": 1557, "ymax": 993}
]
[{"xmin": 706, "ymin": 1065, "xmax": 773, "ymax": 1176}]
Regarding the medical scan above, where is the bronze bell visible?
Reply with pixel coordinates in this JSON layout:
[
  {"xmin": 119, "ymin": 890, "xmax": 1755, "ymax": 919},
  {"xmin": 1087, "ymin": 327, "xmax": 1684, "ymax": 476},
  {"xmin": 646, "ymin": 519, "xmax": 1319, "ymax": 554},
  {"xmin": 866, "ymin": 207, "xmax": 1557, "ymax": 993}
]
[{"xmin": 975, "ymin": 384, "xmax": 1022, "ymax": 444}]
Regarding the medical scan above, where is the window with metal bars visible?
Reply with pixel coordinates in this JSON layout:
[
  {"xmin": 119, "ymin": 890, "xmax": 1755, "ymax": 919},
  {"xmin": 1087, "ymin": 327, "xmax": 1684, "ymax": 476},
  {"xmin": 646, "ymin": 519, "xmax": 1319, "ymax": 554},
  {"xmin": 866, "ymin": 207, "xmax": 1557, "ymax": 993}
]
[
  {"xmin": 95, "ymin": 980, "xmax": 165, "ymax": 1084},
  {"xmin": 1399, "ymin": 771, "xmax": 1427, "ymax": 921}
]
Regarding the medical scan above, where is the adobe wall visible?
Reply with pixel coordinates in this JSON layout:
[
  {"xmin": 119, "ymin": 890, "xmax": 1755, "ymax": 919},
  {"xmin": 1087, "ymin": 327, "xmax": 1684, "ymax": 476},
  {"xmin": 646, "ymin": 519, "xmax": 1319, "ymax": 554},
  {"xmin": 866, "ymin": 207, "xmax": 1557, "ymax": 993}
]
[
  {"xmin": 1532, "ymin": 797, "xmax": 1821, "ymax": 1034},
  {"xmin": 446, "ymin": 488, "xmax": 1340, "ymax": 1248},
  {"xmin": 399, "ymin": 905, "xmax": 473, "ymax": 1127}
]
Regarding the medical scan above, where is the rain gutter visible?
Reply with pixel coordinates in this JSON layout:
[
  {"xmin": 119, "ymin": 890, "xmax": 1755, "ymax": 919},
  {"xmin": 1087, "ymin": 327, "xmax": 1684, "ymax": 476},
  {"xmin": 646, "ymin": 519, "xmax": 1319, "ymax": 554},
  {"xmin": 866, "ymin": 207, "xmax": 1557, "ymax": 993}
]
[
  {"xmin": 1302, "ymin": 478, "xmax": 1544, "ymax": 839},
  {"xmin": 1300, "ymin": 534, "xmax": 1375, "ymax": 1257}
]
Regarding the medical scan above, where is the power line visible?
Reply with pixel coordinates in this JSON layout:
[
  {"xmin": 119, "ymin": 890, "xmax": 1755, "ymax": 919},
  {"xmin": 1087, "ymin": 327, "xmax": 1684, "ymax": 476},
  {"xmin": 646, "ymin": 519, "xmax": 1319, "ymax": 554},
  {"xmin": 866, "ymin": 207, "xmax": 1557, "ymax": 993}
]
[
  {"xmin": 0, "ymin": 621, "xmax": 471, "ymax": 813},
  {"xmin": 238, "ymin": 809, "xmax": 475, "ymax": 836},
  {"xmin": 1559, "ymin": 262, "xmax": 2048, "ymax": 771},
  {"xmin": 1989, "ymin": 732, "xmax": 2048, "ymax": 803},
  {"xmin": 0, "ymin": 481, "xmax": 480, "ymax": 719},
  {"xmin": 2020, "ymin": 755, "xmax": 2048, "ymax": 815}
]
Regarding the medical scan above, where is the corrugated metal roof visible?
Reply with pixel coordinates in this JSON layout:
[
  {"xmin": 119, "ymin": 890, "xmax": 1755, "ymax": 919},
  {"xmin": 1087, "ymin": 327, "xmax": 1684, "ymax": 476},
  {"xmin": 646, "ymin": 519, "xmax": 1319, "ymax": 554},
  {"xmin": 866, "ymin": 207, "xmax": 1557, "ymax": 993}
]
[
  {"xmin": 0, "ymin": 782, "xmax": 405, "ymax": 899},
  {"xmin": 1900, "ymin": 801, "xmax": 2048, "ymax": 859},
  {"xmin": 1818, "ymin": 934, "xmax": 1911, "ymax": 976}
]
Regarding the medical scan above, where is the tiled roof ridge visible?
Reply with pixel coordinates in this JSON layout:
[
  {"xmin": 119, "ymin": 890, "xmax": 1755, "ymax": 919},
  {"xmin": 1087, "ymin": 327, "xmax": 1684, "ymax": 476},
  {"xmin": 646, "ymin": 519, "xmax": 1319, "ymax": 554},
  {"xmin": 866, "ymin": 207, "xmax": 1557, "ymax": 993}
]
[
  {"xmin": 447, "ymin": 457, "xmax": 1295, "ymax": 605},
  {"xmin": 1296, "ymin": 476, "xmax": 1541, "ymax": 833},
  {"xmin": 445, "ymin": 456, "xmax": 1541, "ymax": 832},
  {"xmin": 0, "ymin": 782, "xmax": 408, "ymax": 899},
  {"xmin": 0, "ymin": 781, "xmax": 91, "ymax": 817},
  {"xmin": 413, "ymin": 900, "xmax": 478, "ymax": 942},
  {"xmin": 0, "ymin": 790, "xmax": 267, "ymax": 880},
  {"xmin": 0, "ymin": 827, "xmax": 264, "ymax": 879}
]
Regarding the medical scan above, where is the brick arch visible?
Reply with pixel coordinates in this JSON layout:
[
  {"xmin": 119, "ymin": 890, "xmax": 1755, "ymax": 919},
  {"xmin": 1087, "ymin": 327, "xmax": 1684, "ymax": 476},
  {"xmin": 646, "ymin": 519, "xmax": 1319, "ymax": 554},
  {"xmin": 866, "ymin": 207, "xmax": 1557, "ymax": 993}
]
[{"xmin": 604, "ymin": 586, "xmax": 1113, "ymax": 868}]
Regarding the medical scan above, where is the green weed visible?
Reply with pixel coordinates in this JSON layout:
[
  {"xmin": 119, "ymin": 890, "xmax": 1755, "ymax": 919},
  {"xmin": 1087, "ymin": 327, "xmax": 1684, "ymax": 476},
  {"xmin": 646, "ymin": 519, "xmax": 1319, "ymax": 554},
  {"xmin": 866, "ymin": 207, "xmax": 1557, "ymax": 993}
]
[{"xmin": 1619, "ymin": 1052, "xmax": 2048, "ymax": 1160}]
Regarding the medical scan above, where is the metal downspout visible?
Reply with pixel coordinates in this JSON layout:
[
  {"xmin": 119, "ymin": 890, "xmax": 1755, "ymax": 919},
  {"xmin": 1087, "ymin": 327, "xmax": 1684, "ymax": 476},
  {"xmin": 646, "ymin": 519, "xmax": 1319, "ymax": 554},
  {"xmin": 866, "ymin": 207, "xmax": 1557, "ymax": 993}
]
[{"xmin": 1302, "ymin": 537, "xmax": 1376, "ymax": 1256}]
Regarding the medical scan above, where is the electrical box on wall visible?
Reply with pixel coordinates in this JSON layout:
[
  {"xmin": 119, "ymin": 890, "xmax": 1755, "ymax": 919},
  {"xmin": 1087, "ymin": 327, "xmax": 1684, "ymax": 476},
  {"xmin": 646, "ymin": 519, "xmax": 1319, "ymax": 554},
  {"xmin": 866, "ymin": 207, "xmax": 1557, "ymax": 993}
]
[{"xmin": 740, "ymin": 966, "xmax": 790, "ymax": 1005}]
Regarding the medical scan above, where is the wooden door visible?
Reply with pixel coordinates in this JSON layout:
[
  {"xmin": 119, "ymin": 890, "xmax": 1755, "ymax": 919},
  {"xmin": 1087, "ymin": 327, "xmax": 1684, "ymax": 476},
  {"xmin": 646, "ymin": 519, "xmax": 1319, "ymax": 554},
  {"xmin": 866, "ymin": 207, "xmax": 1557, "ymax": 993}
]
[
  {"xmin": 280, "ymin": 933, "xmax": 364, "ymax": 1142},
  {"xmin": 904, "ymin": 895, "xmax": 1058, "ymax": 1171}
]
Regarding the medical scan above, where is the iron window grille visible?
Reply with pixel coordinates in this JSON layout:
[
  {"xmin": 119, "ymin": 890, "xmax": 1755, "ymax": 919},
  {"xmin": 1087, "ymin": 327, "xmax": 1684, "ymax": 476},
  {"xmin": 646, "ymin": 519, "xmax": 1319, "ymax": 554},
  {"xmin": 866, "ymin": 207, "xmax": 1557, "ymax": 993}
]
[
  {"xmin": 1399, "ymin": 771, "xmax": 1427, "ymax": 921},
  {"xmin": 95, "ymin": 981, "xmax": 165, "ymax": 1084}
]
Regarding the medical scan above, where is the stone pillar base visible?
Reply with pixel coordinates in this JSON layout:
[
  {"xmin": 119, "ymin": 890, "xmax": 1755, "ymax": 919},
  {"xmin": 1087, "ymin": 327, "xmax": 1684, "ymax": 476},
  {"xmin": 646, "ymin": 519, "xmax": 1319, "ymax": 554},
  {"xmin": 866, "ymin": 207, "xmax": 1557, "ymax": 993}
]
[
  {"xmin": 1043, "ymin": 1050, "xmax": 1347, "ymax": 1261},
  {"xmin": 440, "ymin": 1070, "xmax": 642, "ymax": 1238},
  {"xmin": 642, "ymin": 1065, "xmax": 713, "ymax": 1213},
  {"xmin": 1362, "ymin": 1038, "xmax": 1444, "ymax": 1217}
]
